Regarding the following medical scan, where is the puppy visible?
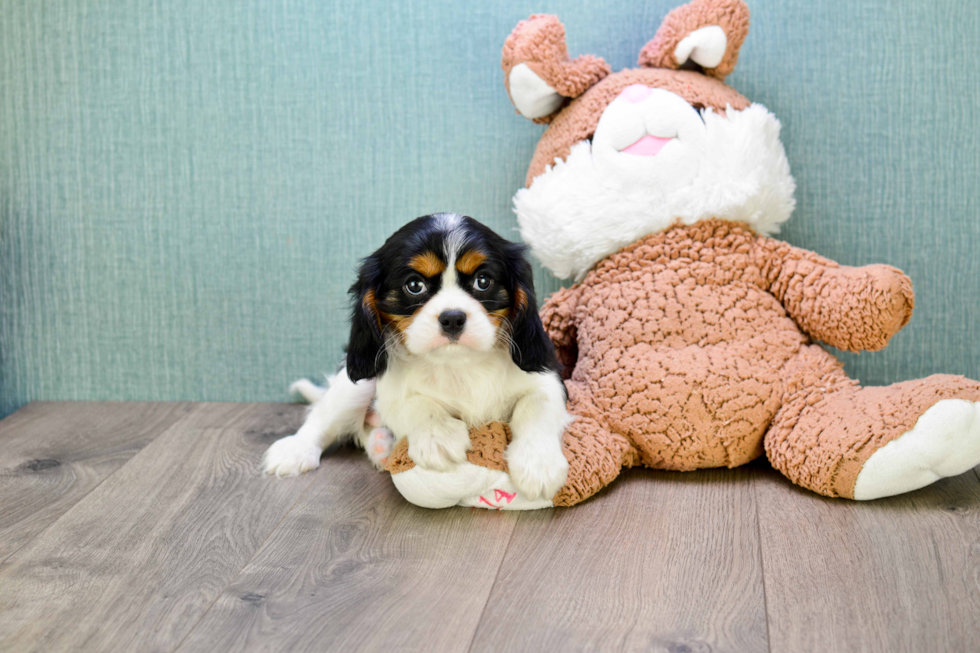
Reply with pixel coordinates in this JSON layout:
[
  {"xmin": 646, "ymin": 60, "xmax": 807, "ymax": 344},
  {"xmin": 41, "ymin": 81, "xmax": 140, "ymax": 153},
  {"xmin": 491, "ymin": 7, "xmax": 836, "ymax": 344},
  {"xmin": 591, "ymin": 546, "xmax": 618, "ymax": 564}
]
[{"xmin": 264, "ymin": 213, "xmax": 571, "ymax": 500}]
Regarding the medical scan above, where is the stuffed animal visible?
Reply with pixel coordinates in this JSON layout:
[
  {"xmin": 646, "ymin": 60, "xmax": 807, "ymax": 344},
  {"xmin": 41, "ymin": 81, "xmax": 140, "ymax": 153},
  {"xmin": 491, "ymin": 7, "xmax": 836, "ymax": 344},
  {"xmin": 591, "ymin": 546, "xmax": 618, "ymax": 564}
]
[{"xmin": 385, "ymin": 0, "xmax": 980, "ymax": 509}]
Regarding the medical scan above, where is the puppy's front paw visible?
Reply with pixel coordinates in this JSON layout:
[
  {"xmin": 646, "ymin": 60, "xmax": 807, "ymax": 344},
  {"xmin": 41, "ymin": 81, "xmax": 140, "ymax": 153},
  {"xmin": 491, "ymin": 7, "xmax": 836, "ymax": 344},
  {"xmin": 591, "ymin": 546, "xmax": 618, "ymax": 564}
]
[
  {"xmin": 408, "ymin": 420, "xmax": 471, "ymax": 472},
  {"xmin": 263, "ymin": 435, "xmax": 322, "ymax": 477},
  {"xmin": 506, "ymin": 437, "xmax": 569, "ymax": 501}
]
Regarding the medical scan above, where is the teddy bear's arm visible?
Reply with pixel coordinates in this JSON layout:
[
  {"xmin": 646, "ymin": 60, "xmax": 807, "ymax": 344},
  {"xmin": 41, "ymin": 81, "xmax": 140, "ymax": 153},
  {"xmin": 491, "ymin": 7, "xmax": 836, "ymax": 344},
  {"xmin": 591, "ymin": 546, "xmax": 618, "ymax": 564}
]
[
  {"xmin": 540, "ymin": 284, "xmax": 582, "ymax": 379},
  {"xmin": 754, "ymin": 236, "xmax": 915, "ymax": 353}
]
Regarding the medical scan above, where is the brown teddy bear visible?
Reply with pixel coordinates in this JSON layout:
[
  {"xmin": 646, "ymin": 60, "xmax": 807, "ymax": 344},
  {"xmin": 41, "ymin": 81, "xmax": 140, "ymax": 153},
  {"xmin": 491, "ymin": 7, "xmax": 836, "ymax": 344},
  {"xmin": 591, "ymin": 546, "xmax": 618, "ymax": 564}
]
[{"xmin": 386, "ymin": 0, "xmax": 980, "ymax": 509}]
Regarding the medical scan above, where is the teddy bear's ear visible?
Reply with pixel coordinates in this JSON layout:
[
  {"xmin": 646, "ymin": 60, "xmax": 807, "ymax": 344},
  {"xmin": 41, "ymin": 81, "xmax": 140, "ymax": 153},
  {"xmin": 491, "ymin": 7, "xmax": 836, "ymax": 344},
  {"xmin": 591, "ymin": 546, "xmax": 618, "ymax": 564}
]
[
  {"xmin": 502, "ymin": 14, "xmax": 611, "ymax": 123},
  {"xmin": 638, "ymin": 0, "xmax": 750, "ymax": 80}
]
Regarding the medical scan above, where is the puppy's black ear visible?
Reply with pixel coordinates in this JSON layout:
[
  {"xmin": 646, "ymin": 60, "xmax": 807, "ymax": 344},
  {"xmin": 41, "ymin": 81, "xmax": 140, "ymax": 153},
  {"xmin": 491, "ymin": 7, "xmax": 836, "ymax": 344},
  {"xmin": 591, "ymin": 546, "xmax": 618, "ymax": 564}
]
[
  {"xmin": 506, "ymin": 245, "xmax": 558, "ymax": 373},
  {"xmin": 346, "ymin": 256, "xmax": 387, "ymax": 381}
]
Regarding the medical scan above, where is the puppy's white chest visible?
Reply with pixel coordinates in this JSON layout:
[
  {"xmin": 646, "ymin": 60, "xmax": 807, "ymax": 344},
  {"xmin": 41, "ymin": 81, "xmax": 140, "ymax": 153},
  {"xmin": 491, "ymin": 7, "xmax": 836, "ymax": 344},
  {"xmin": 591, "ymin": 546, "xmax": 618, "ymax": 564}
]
[{"xmin": 377, "ymin": 353, "xmax": 522, "ymax": 427}]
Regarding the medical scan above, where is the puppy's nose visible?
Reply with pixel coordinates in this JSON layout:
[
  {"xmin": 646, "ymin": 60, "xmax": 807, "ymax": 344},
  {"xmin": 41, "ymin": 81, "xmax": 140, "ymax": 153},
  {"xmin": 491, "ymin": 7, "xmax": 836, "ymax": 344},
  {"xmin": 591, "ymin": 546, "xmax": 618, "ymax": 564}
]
[{"xmin": 438, "ymin": 310, "xmax": 467, "ymax": 339}]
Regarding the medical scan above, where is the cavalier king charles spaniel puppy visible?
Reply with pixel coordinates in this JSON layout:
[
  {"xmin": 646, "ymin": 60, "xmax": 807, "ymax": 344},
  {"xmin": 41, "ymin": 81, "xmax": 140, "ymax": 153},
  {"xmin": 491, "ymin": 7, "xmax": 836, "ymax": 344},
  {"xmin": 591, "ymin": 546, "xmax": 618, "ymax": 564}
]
[{"xmin": 263, "ymin": 213, "xmax": 570, "ymax": 500}]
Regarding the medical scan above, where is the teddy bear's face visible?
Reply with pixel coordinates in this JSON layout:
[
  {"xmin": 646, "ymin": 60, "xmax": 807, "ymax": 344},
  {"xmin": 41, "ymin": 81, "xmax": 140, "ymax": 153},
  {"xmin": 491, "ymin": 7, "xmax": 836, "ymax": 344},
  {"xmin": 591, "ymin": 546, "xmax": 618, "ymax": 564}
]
[
  {"xmin": 592, "ymin": 84, "xmax": 708, "ymax": 195},
  {"xmin": 501, "ymin": 2, "xmax": 798, "ymax": 281},
  {"xmin": 509, "ymin": 73, "xmax": 795, "ymax": 281}
]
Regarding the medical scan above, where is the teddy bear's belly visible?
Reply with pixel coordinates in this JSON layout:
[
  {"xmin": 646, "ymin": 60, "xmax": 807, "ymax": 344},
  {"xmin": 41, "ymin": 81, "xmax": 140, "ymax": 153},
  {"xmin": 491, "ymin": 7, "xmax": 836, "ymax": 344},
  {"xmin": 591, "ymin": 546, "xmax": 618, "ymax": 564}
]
[{"xmin": 578, "ymin": 276, "xmax": 808, "ymax": 469}]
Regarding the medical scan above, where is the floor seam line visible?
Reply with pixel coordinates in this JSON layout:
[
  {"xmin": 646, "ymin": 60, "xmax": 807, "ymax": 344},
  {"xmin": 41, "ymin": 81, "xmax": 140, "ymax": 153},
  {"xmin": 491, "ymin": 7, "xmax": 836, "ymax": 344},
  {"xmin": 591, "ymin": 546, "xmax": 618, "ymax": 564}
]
[
  {"xmin": 0, "ymin": 404, "xmax": 196, "ymax": 570},
  {"xmin": 753, "ymin": 476, "xmax": 774, "ymax": 653},
  {"xmin": 170, "ymin": 473, "xmax": 319, "ymax": 653},
  {"xmin": 464, "ymin": 512, "xmax": 522, "ymax": 653}
]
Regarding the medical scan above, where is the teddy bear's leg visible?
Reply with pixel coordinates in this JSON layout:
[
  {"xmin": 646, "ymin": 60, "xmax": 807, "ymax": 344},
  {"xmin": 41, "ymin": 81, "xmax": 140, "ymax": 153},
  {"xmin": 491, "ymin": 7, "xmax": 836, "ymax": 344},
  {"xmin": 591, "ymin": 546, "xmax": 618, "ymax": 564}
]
[
  {"xmin": 765, "ymin": 344, "xmax": 980, "ymax": 499},
  {"xmin": 551, "ymin": 381, "xmax": 639, "ymax": 507}
]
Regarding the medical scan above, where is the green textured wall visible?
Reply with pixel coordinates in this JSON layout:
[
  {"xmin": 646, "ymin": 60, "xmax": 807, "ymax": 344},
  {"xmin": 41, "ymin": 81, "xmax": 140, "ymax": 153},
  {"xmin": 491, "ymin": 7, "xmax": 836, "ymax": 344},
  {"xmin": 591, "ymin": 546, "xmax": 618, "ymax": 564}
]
[{"xmin": 1, "ymin": 0, "xmax": 978, "ymax": 416}]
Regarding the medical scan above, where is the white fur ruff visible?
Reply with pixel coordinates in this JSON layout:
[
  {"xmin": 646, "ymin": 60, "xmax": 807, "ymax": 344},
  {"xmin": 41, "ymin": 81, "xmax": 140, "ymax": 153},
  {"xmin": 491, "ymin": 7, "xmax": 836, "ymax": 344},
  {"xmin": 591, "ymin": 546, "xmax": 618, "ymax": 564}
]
[{"xmin": 514, "ymin": 103, "xmax": 796, "ymax": 281}]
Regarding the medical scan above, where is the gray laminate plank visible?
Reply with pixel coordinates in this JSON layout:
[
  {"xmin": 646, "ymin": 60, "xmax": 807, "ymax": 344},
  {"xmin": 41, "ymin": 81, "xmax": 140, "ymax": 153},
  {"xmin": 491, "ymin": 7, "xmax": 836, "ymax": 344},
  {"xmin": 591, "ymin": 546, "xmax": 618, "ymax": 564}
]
[
  {"xmin": 177, "ymin": 448, "xmax": 519, "ymax": 653},
  {"xmin": 471, "ymin": 468, "xmax": 769, "ymax": 653},
  {"xmin": 0, "ymin": 402, "xmax": 312, "ymax": 652},
  {"xmin": 756, "ymin": 463, "xmax": 980, "ymax": 652},
  {"xmin": 0, "ymin": 401, "xmax": 193, "ymax": 563}
]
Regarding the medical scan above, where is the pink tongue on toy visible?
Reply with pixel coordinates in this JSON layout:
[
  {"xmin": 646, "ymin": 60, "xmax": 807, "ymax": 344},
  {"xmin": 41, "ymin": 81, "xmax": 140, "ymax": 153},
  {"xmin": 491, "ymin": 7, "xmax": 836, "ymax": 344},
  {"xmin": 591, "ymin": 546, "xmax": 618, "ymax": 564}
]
[{"xmin": 620, "ymin": 135, "xmax": 672, "ymax": 156}]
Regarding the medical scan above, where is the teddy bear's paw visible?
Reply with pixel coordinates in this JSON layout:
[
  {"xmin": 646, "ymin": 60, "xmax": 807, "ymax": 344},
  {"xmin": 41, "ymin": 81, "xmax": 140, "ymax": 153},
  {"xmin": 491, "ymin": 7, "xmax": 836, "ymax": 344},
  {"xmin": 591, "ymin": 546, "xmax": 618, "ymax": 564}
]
[
  {"xmin": 263, "ymin": 435, "xmax": 323, "ymax": 478},
  {"xmin": 365, "ymin": 427, "xmax": 395, "ymax": 469},
  {"xmin": 506, "ymin": 437, "xmax": 569, "ymax": 501},
  {"xmin": 854, "ymin": 399, "xmax": 980, "ymax": 500},
  {"xmin": 408, "ymin": 420, "xmax": 471, "ymax": 472}
]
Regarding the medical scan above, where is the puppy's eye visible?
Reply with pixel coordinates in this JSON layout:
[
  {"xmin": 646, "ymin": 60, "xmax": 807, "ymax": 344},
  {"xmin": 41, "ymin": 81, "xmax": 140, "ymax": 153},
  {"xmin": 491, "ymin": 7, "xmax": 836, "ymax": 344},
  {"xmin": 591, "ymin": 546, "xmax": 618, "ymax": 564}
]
[
  {"xmin": 405, "ymin": 277, "xmax": 427, "ymax": 295},
  {"xmin": 473, "ymin": 273, "xmax": 493, "ymax": 292}
]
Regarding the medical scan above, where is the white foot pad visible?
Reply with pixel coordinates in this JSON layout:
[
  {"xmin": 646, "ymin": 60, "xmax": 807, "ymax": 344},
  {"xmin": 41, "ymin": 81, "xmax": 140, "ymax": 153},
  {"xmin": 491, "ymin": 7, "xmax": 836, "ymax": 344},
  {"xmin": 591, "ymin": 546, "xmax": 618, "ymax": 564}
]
[
  {"xmin": 854, "ymin": 399, "xmax": 980, "ymax": 500},
  {"xmin": 366, "ymin": 427, "xmax": 395, "ymax": 469}
]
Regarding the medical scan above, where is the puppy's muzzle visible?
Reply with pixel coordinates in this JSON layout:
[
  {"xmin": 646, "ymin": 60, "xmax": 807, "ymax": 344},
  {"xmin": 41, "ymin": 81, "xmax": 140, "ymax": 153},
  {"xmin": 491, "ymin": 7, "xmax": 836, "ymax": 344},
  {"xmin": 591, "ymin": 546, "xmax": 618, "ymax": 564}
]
[{"xmin": 438, "ymin": 310, "xmax": 467, "ymax": 340}]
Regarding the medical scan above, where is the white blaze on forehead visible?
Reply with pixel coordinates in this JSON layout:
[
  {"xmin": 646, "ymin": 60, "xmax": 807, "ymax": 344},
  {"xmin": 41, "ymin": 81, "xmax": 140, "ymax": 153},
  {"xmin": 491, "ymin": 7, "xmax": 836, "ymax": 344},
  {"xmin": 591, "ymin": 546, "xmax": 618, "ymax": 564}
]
[{"xmin": 432, "ymin": 212, "xmax": 467, "ymax": 272}]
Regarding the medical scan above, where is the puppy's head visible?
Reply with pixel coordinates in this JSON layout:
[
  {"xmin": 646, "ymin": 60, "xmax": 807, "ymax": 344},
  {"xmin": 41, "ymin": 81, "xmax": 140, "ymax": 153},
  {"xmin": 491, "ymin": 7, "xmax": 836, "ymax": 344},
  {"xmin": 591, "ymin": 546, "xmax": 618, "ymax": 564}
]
[{"xmin": 346, "ymin": 213, "xmax": 556, "ymax": 381}]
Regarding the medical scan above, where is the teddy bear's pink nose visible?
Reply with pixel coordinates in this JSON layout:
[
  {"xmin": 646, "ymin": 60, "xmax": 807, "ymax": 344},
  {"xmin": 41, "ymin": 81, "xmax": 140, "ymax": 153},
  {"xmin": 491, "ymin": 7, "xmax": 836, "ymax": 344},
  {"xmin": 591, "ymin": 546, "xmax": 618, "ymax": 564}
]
[{"xmin": 621, "ymin": 84, "xmax": 654, "ymax": 103}]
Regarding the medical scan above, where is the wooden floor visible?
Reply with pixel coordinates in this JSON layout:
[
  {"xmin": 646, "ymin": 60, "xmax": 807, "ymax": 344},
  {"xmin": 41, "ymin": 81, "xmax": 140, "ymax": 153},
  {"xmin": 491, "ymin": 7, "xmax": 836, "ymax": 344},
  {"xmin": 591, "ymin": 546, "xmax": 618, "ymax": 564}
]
[{"xmin": 0, "ymin": 402, "xmax": 978, "ymax": 652}]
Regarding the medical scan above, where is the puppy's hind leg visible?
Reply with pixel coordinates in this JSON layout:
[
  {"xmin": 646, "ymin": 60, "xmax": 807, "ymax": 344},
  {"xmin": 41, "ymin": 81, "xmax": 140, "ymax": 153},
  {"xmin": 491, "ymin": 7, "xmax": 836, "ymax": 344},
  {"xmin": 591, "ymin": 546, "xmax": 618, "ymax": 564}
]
[
  {"xmin": 348, "ymin": 406, "xmax": 395, "ymax": 470},
  {"xmin": 264, "ymin": 368, "xmax": 376, "ymax": 477},
  {"xmin": 364, "ymin": 427, "xmax": 396, "ymax": 469}
]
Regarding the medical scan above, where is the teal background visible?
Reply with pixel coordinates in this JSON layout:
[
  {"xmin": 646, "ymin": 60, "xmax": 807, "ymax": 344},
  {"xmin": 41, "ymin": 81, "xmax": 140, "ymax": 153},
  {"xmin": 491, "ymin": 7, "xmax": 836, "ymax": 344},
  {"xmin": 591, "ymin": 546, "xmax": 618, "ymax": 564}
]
[{"xmin": 1, "ymin": 0, "xmax": 978, "ymax": 417}]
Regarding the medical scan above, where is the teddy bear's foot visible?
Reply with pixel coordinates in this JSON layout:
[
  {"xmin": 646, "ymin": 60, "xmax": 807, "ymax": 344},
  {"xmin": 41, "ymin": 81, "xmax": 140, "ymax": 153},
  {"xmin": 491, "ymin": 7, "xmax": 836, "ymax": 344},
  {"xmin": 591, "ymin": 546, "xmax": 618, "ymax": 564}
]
[
  {"xmin": 853, "ymin": 399, "xmax": 980, "ymax": 500},
  {"xmin": 365, "ymin": 427, "xmax": 395, "ymax": 469},
  {"xmin": 766, "ymin": 346, "xmax": 980, "ymax": 499}
]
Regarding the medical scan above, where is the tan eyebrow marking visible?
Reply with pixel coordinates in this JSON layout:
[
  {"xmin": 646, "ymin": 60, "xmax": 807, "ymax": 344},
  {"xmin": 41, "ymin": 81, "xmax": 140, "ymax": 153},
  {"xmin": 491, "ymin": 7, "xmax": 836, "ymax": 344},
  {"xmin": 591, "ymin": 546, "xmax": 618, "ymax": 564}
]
[
  {"xmin": 456, "ymin": 250, "xmax": 487, "ymax": 275},
  {"xmin": 408, "ymin": 251, "xmax": 445, "ymax": 277}
]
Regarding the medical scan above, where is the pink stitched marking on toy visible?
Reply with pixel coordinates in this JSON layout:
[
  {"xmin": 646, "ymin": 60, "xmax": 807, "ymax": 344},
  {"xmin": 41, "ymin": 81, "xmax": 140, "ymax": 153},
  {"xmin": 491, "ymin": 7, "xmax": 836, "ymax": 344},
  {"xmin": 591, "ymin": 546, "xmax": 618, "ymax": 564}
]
[
  {"xmin": 478, "ymin": 496, "xmax": 500, "ymax": 509},
  {"xmin": 494, "ymin": 489, "xmax": 516, "ymax": 503}
]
